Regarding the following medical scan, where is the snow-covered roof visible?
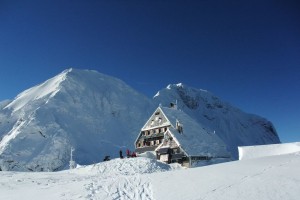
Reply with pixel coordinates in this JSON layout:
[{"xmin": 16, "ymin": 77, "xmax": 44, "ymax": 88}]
[{"xmin": 159, "ymin": 107, "xmax": 230, "ymax": 157}]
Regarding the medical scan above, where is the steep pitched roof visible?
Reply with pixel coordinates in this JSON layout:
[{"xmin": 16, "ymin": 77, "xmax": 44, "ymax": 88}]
[
  {"xmin": 159, "ymin": 107, "xmax": 230, "ymax": 157},
  {"xmin": 141, "ymin": 107, "xmax": 170, "ymax": 130}
]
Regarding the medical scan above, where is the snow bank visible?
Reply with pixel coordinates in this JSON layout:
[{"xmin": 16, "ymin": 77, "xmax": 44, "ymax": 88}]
[
  {"xmin": 73, "ymin": 157, "xmax": 178, "ymax": 176},
  {"xmin": 238, "ymin": 142, "xmax": 300, "ymax": 160}
]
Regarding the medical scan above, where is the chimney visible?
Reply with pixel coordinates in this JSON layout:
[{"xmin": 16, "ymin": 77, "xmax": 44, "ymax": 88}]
[{"xmin": 170, "ymin": 100, "xmax": 178, "ymax": 110}]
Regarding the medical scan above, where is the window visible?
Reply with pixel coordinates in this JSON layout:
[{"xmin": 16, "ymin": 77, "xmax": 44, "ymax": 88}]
[{"xmin": 173, "ymin": 148, "xmax": 179, "ymax": 153}]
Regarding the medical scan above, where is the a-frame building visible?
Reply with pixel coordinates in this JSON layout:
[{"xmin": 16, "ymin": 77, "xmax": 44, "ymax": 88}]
[{"xmin": 134, "ymin": 105, "xmax": 230, "ymax": 167}]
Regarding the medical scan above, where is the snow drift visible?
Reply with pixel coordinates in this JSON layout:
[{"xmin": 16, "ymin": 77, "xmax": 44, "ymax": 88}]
[{"xmin": 238, "ymin": 142, "xmax": 300, "ymax": 160}]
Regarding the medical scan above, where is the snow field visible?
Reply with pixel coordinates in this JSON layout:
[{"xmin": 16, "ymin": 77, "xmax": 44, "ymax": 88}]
[
  {"xmin": 0, "ymin": 157, "xmax": 177, "ymax": 200},
  {"xmin": 0, "ymin": 149, "xmax": 299, "ymax": 200},
  {"xmin": 151, "ymin": 152, "xmax": 300, "ymax": 200}
]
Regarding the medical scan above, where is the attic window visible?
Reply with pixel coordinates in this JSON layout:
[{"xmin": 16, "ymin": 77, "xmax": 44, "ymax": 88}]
[{"xmin": 155, "ymin": 111, "xmax": 160, "ymax": 115}]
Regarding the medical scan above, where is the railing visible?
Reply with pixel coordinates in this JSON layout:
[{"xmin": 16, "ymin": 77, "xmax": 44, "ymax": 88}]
[
  {"xmin": 135, "ymin": 146, "xmax": 158, "ymax": 153},
  {"xmin": 140, "ymin": 132, "xmax": 164, "ymax": 139}
]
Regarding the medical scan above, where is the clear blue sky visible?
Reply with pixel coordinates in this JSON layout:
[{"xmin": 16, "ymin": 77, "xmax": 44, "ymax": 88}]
[{"xmin": 0, "ymin": 0, "xmax": 299, "ymax": 142}]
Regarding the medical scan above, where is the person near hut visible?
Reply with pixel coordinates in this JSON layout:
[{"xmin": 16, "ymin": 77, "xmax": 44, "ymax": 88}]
[
  {"xmin": 131, "ymin": 152, "xmax": 137, "ymax": 157},
  {"xmin": 126, "ymin": 149, "xmax": 131, "ymax": 158},
  {"xmin": 103, "ymin": 156, "xmax": 110, "ymax": 161},
  {"xmin": 119, "ymin": 150, "xmax": 123, "ymax": 159}
]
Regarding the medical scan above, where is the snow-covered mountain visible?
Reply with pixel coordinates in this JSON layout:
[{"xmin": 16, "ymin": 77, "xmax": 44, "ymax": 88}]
[
  {"xmin": 0, "ymin": 69, "xmax": 280, "ymax": 171},
  {"xmin": 153, "ymin": 83, "xmax": 280, "ymax": 158},
  {"xmin": 0, "ymin": 69, "xmax": 154, "ymax": 171}
]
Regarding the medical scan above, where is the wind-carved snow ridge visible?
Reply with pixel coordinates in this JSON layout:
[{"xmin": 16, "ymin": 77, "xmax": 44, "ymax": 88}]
[
  {"xmin": 153, "ymin": 91, "xmax": 160, "ymax": 98},
  {"xmin": 4, "ymin": 69, "xmax": 71, "ymax": 112}
]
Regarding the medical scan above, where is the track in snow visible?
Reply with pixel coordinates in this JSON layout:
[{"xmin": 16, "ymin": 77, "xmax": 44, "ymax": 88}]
[{"xmin": 84, "ymin": 175, "xmax": 153, "ymax": 200}]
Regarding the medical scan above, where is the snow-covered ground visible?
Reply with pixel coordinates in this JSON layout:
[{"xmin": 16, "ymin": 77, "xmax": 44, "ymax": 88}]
[{"xmin": 1, "ymin": 142, "xmax": 299, "ymax": 200}]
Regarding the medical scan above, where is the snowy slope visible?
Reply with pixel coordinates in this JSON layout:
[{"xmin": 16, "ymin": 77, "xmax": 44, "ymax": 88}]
[
  {"xmin": 0, "ymin": 143, "xmax": 299, "ymax": 200},
  {"xmin": 153, "ymin": 83, "xmax": 280, "ymax": 158},
  {"xmin": 152, "ymin": 149, "xmax": 300, "ymax": 200},
  {"xmin": 0, "ymin": 69, "xmax": 155, "ymax": 171}
]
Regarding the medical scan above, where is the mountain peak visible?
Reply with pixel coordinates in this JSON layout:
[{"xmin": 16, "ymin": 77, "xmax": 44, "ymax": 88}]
[
  {"xmin": 0, "ymin": 69, "xmax": 155, "ymax": 171},
  {"xmin": 4, "ymin": 69, "xmax": 71, "ymax": 112},
  {"xmin": 154, "ymin": 83, "xmax": 280, "ymax": 158},
  {"xmin": 3, "ymin": 68, "xmax": 130, "ymax": 113}
]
